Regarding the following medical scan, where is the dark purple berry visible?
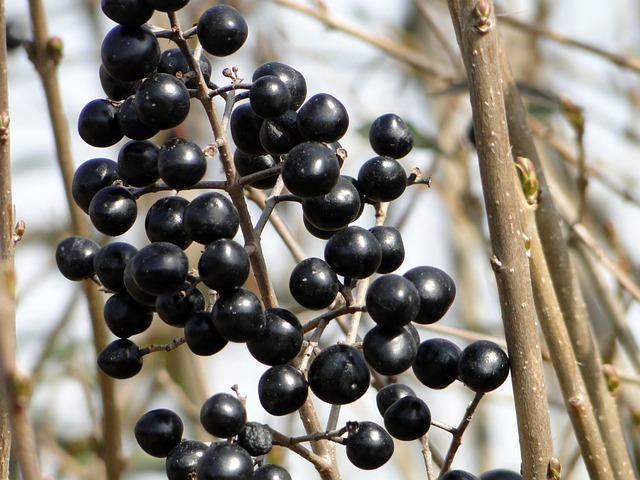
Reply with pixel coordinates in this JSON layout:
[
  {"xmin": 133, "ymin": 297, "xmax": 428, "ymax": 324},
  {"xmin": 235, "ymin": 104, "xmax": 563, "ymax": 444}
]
[
  {"xmin": 346, "ymin": 421, "xmax": 394, "ymax": 470},
  {"xmin": 369, "ymin": 113, "xmax": 414, "ymax": 159},
  {"xmin": 324, "ymin": 225, "xmax": 382, "ymax": 279},
  {"xmin": 233, "ymin": 150, "xmax": 279, "ymax": 189},
  {"xmin": 258, "ymin": 365, "xmax": 308, "ymax": 416},
  {"xmin": 478, "ymin": 469, "xmax": 522, "ymax": 479},
  {"xmin": 184, "ymin": 310, "xmax": 228, "ymax": 356},
  {"xmin": 56, "ymin": 236, "xmax": 100, "ymax": 281},
  {"xmin": 135, "ymin": 73, "xmax": 191, "ymax": 131},
  {"xmin": 403, "ymin": 266, "xmax": 456, "ymax": 324},
  {"xmin": 134, "ymin": 408, "xmax": 183, "ymax": 457},
  {"xmin": 99, "ymin": 64, "xmax": 140, "ymax": 101},
  {"xmin": 253, "ymin": 464, "xmax": 292, "ymax": 480},
  {"xmin": 196, "ymin": 443, "xmax": 253, "ymax": 480},
  {"xmin": 259, "ymin": 110, "xmax": 303, "ymax": 155},
  {"xmin": 94, "ymin": 241, "xmax": 138, "ymax": 293},
  {"xmin": 211, "ymin": 288, "xmax": 265, "ymax": 342},
  {"xmin": 369, "ymin": 225, "xmax": 405, "ymax": 273},
  {"xmin": 97, "ymin": 338, "xmax": 143, "ymax": 379},
  {"xmin": 413, "ymin": 338, "xmax": 461, "ymax": 389},
  {"xmin": 362, "ymin": 325, "xmax": 417, "ymax": 376},
  {"xmin": 197, "ymin": 5, "xmax": 248, "ymax": 57},
  {"xmin": 200, "ymin": 392, "xmax": 247, "ymax": 438},
  {"xmin": 104, "ymin": 292, "xmax": 153, "ymax": 338},
  {"xmin": 253, "ymin": 62, "xmax": 307, "ymax": 110},
  {"xmin": 302, "ymin": 176, "xmax": 362, "ymax": 232},
  {"xmin": 117, "ymin": 139, "xmax": 160, "ymax": 187},
  {"xmin": 458, "ymin": 340, "xmax": 510, "ymax": 393},
  {"xmin": 230, "ymin": 103, "xmax": 265, "ymax": 155},
  {"xmin": 375, "ymin": 383, "xmax": 416, "ymax": 416},
  {"xmin": 158, "ymin": 47, "xmax": 212, "ymax": 88},
  {"xmin": 441, "ymin": 471, "xmax": 478, "ymax": 479},
  {"xmin": 281, "ymin": 141, "xmax": 341, "ymax": 198},
  {"xmin": 247, "ymin": 308, "xmax": 303, "ymax": 365},
  {"xmin": 250, "ymin": 75, "xmax": 291, "ymax": 119},
  {"xmin": 165, "ymin": 440, "xmax": 207, "ymax": 480},
  {"xmin": 145, "ymin": 195, "xmax": 192, "ymax": 250},
  {"xmin": 158, "ymin": 137, "xmax": 207, "ymax": 191},
  {"xmin": 297, "ymin": 93, "xmax": 349, "ymax": 143},
  {"xmin": 88, "ymin": 185, "xmax": 137, "ymax": 236},
  {"xmin": 129, "ymin": 241, "xmax": 189, "ymax": 296},
  {"xmin": 117, "ymin": 95, "xmax": 159, "ymax": 140},
  {"xmin": 365, "ymin": 274, "xmax": 420, "ymax": 328},
  {"xmin": 183, "ymin": 192, "xmax": 240, "ymax": 245},
  {"xmin": 101, "ymin": 0, "xmax": 154, "ymax": 26},
  {"xmin": 289, "ymin": 257, "xmax": 339, "ymax": 310},
  {"xmin": 197, "ymin": 238, "xmax": 249, "ymax": 294},
  {"xmin": 357, "ymin": 156, "xmax": 407, "ymax": 203},
  {"xmin": 72, "ymin": 158, "xmax": 120, "ymax": 213},
  {"xmin": 101, "ymin": 25, "xmax": 160, "ymax": 82},
  {"xmin": 383, "ymin": 395, "xmax": 431, "ymax": 441},
  {"xmin": 145, "ymin": 0, "xmax": 190, "ymax": 12},
  {"xmin": 156, "ymin": 286, "xmax": 205, "ymax": 328},
  {"xmin": 78, "ymin": 99, "xmax": 123, "ymax": 148}
]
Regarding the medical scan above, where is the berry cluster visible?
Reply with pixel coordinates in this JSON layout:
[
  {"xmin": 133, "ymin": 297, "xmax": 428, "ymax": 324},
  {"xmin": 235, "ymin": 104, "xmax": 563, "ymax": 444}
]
[{"xmin": 55, "ymin": 1, "xmax": 517, "ymax": 478}]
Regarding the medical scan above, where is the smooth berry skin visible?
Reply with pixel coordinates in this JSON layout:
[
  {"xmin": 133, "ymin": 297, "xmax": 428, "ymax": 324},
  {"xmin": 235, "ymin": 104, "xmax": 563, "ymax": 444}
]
[
  {"xmin": 369, "ymin": 226, "xmax": 405, "ymax": 273},
  {"xmin": 289, "ymin": 257, "xmax": 339, "ymax": 310},
  {"xmin": 413, "ymin": 338, "xmax": 461, "ymax": 389},
  {"xmin": 101, "ymin": 25, "xmax": 160, "ymax": 82},
  {"xmin": 250, "ymin": 75, "xmax": 292, "ymax": 119},
  {"xmin": 78, "ymin": 99, "xmax": 123, "ymax": 147},
  {"xmin": 158, "ymin": 48, "xmax": 212, "ymax": 89},
  {"xmin": 88, "ymin": 185, "xmax": 137, "ymax": 236},
  {"xmin": 236, "ymin": 421, "xmax": 273, "ymax": 456},
  {"xmin": 259, "ymin": 110, "xmax": 304, "ymax": 155},
  {"xmin": 97, "ymin": 338, "xmax": 142, "ymax": 379},
  {"xmin": 307, "ymin": 344, "xmax": 370, "ymax": 405},
  {"xmin": 99, "ymin": 64, "xmax": 140, "ymax": 101},
  {"xmin": 145, "ymin": 0, "xmax": 189, "ymax": 12},
  {"xmin": 253, "ymin": 61, "xmax": 307, "ymax": 110},
  {"xmin": 357, "ymin": 156, "xmax": 407, "ymax": 203},
  {"xmin": 184, "ymin": 310, "xmax": 228, "ymax": 356},
  {"xmin": 478, "ymin": 469, "xmax": 522, "ymax": 479},
  {"xmin": 198, "ymin": 239, "xmax": 249, "ymax": 294},
  {"xmin": 375, "ymin": 383, "xmax": 416, "ymax": 416},
  {"xmin": 129, "ymin": 242, "xmax": 189, "ymax": 296},
  {"xmin": 123, "ymin": 259, "xmax": 157, "ymax": 306},
  {"xmin": 183, "ymin": 192, "xmax": 240, "ymax": 245},
  {"xmin": 403, "ymin": 266, "xmax": 456, "ymax": 324},
  {"xmin": 362, "ymin": 325, "xmax": 417, "ymax": 376},
  {"xmin": 365, "ymin": 274, "xmax": 420, "ymax": 328},
  {"xmin": 72, "ymin": 158, "xmax": 120, "ymax": 213},
  {"xmin": 458, "ymin": 340, "xmax": 510, "ymax": 393},
  {"xmin": 196, "ymin": 443, "xmax": 253, "ymax": 480},
  {"xmin": 135, "ymin": 73, "xmax": 191, "ymax": 131},
  {"xmin": 197, "ymin": 5, "xmax": 248, "ymax": 57},
  {"xmin": 303, "ymin": 215, "xmax": 337, "ymax": 240},
  {"xmin": 230, "ymin": 103, "xmax": 265, "ymax": 155},
  {"xmin": 145, "ymin": 196, "xmax": 192, "ymax": 250},
  {"xmin": 281, "ymin": 141, "xmax": 341, "ymax": 199},
  {"xmin": 117, "ymin": 95, "xmax": 159, "ymax": 140},
  {"xmin": 101, "ymin": 0, "xmax": 154, "ymax": 26},
  {"xmin": 253, "ymin": 464, "xmax": 292, "ymax": 480},
  {"xmin": 297, "ymin": 93, "xmax": 349, "ymax": 143},
  {"xmin": 369, "ymin": 113, "xmax": 414, "ymax": 159},
  {"xmin": 117, "ymin": 140, "xmax": 159, "ymax": 187},
  {"xmin": 165, "ymin": 439, "xmax": 207, "ymax": 480},
  {"xmin": 247, "ymin": 308, "xmax": 303, "ymax": 366},
  {"xmin": 346, "ymin": 421, "xmax": 394, "ymax": 470},
  {"xmin": 441, "ymin": 471, "xmax": 478, "ymax": 479},
  {"xmin": 324, "ymin": 225, "xmax": 382, "ymax": 279},
  {"xmin": 258, "ymin": 365, "xmax": 308, "ymax": 416},
  {"xmin": 156, "ymin": 286, "xmax": 205, "ymax": 328},
  {"xmin": 56, "ymin": 236, "xmax": 100, "ymax": 281},
  {"xmin": 158, "ymin": 137, "xmax": 207, "ymax": 191},
  {"xmin": 212, "ymin": 288, "xmax": 265, "ymax": 343},
  {"xmin": 233, "ymin": 150, "xmax": 279, "ymax": 189},
  {"xmin": 383, "ymin": 395, "xmax": 431, "ymax": 441},
  {"xmin": 200, "ymin": 393, "xmax": 247, "ymax": 439},
  {"xmin": 134, "ymin": 408, "xmax": 184, "ymax": 458},
  {"xmin": 302, "ymin": 176, "xmax": 362, "ymax": 232},
  {"xmin": 104, "ymin": 292, "xmax": 153, "ymax": 338},
  {"xmin": 94, "ymin": 241, "xmax": 137, "ymax": 293}
]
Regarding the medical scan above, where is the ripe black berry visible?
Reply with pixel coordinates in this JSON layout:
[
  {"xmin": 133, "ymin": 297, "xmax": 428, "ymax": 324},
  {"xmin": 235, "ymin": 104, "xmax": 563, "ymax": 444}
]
[
  {"xmin": 134, "ymin": 408, "xmax": 184, "ymax": 457},
  {"xmin": 145, "ymin": 195, "xmax": 192, "ymax": 250},
  {"xmin": 100, "ymin": 0, "xmax": 154, "ymax": 26},
  {"xmin": 302, "ymin": 176, "xmax": 362, "ymax": 232},
  {"xmin": 383, "ymin": 395, "xmax": 431, "ymax": 441},
  {"xmin": 72, "ymin": 158, "xmax": 120, "ymax": 213},
  {"xmin": 441, "ymin": 471, "xmax": 478, "ymax": 479},
  {"xmin": 250, "ymin": 75, "xmax": 292, "ymax": 119},
  {"xmin": 183, "ymin": 192, "xmax": 240, "ymax": 245},
  {"xmin": 97, "ymin": 338, "xmax": 143, "ymax": 379},
  {"xmin": 78, "ymin": 99, "xmax": 123, "ymax": 147},
  {"xmin": 253, "ymin": 61, "xmax": 307, "ymax": 110},
  {"xmin": 200, "ymin": 392, "xmax": 247, "ymax": 438},
  {"xmin": 357, "ymin": 156, "xmax": 407, "ymax": 203},
  {"xmin": 88, "ymin": 185, "xmax": 137, "ymax": 236},
  {"xmin": 56, "ymin": 236, "xmax": 100, "ymax": 281},
  {"xmin": 258, "ymin": 365, "xmax": 308, "ymax": 416},
  {"xmin": 101, "ymin": 24, "xmax": 160, "ymax": 82},
  {"xmin": 413, "ymin": 338, "xmax": 461, "ymax": 389},
  {"xmin": 197, "ymin": 238, "xmax": 249, "ymax": 294},
  {"xmin": 375, "ymin": 383, "xmax": 416, "ymax": 416},
  {"xmin": 117, "ymin": 95, "xmax": 159, "ymax": 140},
  {"xmin": 369, "ymin": 225, "xmax": 405, "ymax": 273},
  {"xmin": 134, "ymin": 73, "xmax": 191, "ymax": 131},
  {"xmin": 123, "ymin": 257, "xmax": 157, "ymax": 307},
  {"xmin": 365, "ymin": 274, "xmax": 420, "ymax": 328},
  {"xmin": 165, "ymin": 439, "xmax": 207, "ymax": 480},
  {"xmin": 158, "ymin": 48, "xmax": 212, "ymax": 89},
  {"xmin": 94, "ymin": 241, "xmax": 138, "ymax": 293},
  {"xmin": 362, "ymin": 325, "xmax": 417, "ymax": 376},
  {"xmin": 281, "ymin": 141, "xmax": 341, "ymax": 199},
  {"xmin": 230, "ymin": 103, "xmax": 265, "ymax": 155},
  {"xmin": 288, "ymin": 257, "xmax": 339, "ymax": 310},
  {"xmin": 129, "ymin": 241, "xmax": 189, "ymax": 296},
  {"xmin": 297, "ymin": 93, "xmax": 349, "ymax": 143},
  {"xmin": 195, "ymin": 443, "xmax": 253, "ymax": 480},
  {"xmin": 104, "ymin": 292, "xmax": 153, "ymax": 338},
  {"xmin": 324, "ymin": 225, "xmax": 382, "ymax": 279},
  {"xmin": 307, "ymin": 344, "xmax": 370, "ymax": 405},
  {"xmin": 259, "ymin": 110, "xmax": 304, "ymax": 155},
  {"xmin": 369, "ymin": 113, "xmax": 414, "ymax": 159},
  {"xmin": 458, "ymin": 340, "xmax": 510, "ymax": 393},
  {"xmin": 403, "ymin": 265, "xmax": 456, "ymax": 324},
  {"xmin": 145, "ymin": 0, "xmax": 189, "ymax": 12},
  {"xmin": 117, "ymin": 139, "xmax": 159, "ymax": 187},
  {"xmin": 197, "ymin": 5, "xmax": 248, "ymax": 57},
  {"xmin": 247, "ymin": 308, "xmax": 303, "ymax": 366},
  {"xmin": 211, "ymin": 288, "xmax": 265, "ymax": 342},
  {"xmin": 478, "ymin": 469, "xmax": 522, "ymax": 479},
  {"xmin": 233, "ymin": 150, "xmax": 279, "ymax": 189},
  {"xmin": 184, "ymin": 310, "xmax": 228, "ymax": 356},
  {"xmin": 157, "ymin": 137, "xmax": 207, "ymax": 191},
  {"xmin": 236, "ymin": 421, "xmax": 273, "ymax": 456},
  {"xmin": 99, "ymin": 64, "xmax": 140, "ymax": 101},
  {"xmin": 156, "ymin": 286, "xmax": 205, "ymax": 328},
  {"xmin": 345, "ymin": 421, "xmax": 394, "ymax": 470},
  {"xmin": 253, "ymin": 464, "xmax": 293, "ymax": 480}
]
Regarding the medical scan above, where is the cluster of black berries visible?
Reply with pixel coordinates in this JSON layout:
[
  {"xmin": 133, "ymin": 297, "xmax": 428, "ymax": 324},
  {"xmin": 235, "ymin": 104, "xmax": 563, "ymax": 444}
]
[{"xmin": 54, "ymin": 1, "xmax": 519, "ymax": 478}]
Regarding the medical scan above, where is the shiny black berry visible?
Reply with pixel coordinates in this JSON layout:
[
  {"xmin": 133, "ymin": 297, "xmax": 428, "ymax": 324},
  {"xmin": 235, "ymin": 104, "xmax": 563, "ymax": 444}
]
[
  {"xmin": 197, "ymin": 238, "xmax": 249, "ymax": 294},
  {"xmin": 253, "ymin": 61, "xmax": 307, "ymax": 110},
  {"xmin": 99, "ymin": 64, "xmax": 140, "ymax": 101},
  {"xmin": 247, "ymin": 308, "xmax": 303, "ymax": 366},
  {"xmin": 117, "ymin": 140, "xmax": 160, "ymax": 187},
  {"xmin": 458, "ymin": 340, "xmax": 510, "ymax": 393},
  {"xmin": 369, "ymin": 225, "xmax": 405, "ymax": 273},
  {"xmin": 258, "ymin": 365, "xmax": 308, "ymax": 416},
  {"xmin": 233, "ymin": 150, "xmax": 279, "ymax": 189},
  {"xmin": 88, "ymin": 185, "xmax": 137, "ymax": 236},
  {"xmin": 259, "ymin": 110, "xmax": 304, "ymax": 155},
  {"xmin": 97, "ymin": 338, "xmax": 143, "ymax": 379},
  {"xmin": 184, "ymin": 310, "xmax": 228, "ymax": 356},
  {"xmin": 72, "ymin": 158, "xmax": 120, "ymax": 213},
  {"xmin": 56, "ymin": 236, "xmax": 100, "ymax": 281},
  {"xmin": 135, "ymin": 73, "xmax": 191, "ymax": 131},
  {"xmin": 158, "ymin": 137, "xmax": 207, "ymax": 191},
  {"xmin": 101, "ymin": 0, "xmax": 154, "ymax": 26},
  {"xmin": 403, "ymin": 266, "xmax": 456, "ymax": 324},
  {"xmin": 365, "ymin": 274, "xmax": 420, "ymax": 328},
  {"xmin": 289, "ymin": 257, "xmax": 339, "ymax": 310},
  {"xmin": 250, "ymin": 75, "xmax": 292, "ymax": 119},
  {"xmin": 165, "ymin": 439, "xmax": 207, "ymax": 480},
  {"xmin": 145, "ymin": 0, "xmax": 189, "ymax": 12},
  {"xmin": 346, "ymin": 421, "xmax": 394, "ymax": 470},
  {"xmin": 158, "ymin": 47, "xmax": 212, "ymax": 88},
  {"xmin": 413, "ymin": 338, "xmax": 461, "ymax": 389},
  {"xmin": 302, "ymin": 176, "xmax": 362, "ymax": 232},
  {"xmin": 375, "ymin": 383, "xmax": 416, "ymax": 416},
  {"xmin": 117, "ymin": 95, "xmax": 159, "ymax": 140},
  {"xmin": 101, "ymin": 24, "xmax": 160, "ymax": 82},
  {"xmin": 211, "ymin": 288, "xmax": 265, "ymax": 343},
  {"xmin": 197, "ymin": 5, "xmax": 248, "ymax": 57},
  {"xmin": 230, "ymin": 103, "xmax": 265, "ymax": 155},
  {"xmin": 324, "ymin": 225, "xmax": 382, "ymax": 279},
  {"xmin": 78, "ymin": 99, "xmax": 123, "ymax": 147},
  {"xmin": 145, "ymin": 196, "xmax": 192, "ymax": 250},
  {"xmin": 134, "ymin": 408, "xmax": 184, "ymax": 457},
  {"xmin": 478, "ymin": 469, "xmax": 522, "ymax": 479},
  {"xmin": 383, "ymin": 395, "xmax": 431, "ymax": 441},
  {"xmin": 369, "ymin": 113, "xmax": 414, "ymax": 159},
  {"xmin": 183, "ymin": 192, "xmax": 240, "ymax": 245},
  {"xmin": 441, "ymin": 471, "xmax": 478, "ymax": 479},
  {"xmin": 156, "ymin": 286, "xmax": 205, "ymax": 328},
  {"xmin": 297, "ymin": 93, "xmax": 349, "ymax": 143},
  {"xmin": 93, "ymin": 241, "xmax": 138, "ymax": 293},
  {"xmin": 357, "ymin": 156, "xmax": 407, "ymax": 203},
  {"xmin": 195, "ymin": 443, "xmax": 253, "ymax": 480},
  {"xmin": 104, "ymin": 292, "xmax": 153, "ymax": 338},
  {"xmin": 129, "ymin": 241, "xmax": 189, "ymax": 296},
  {"xmin": 253, "ymin": 464, "xmax": 292, "ymax": 480},
  {"xmin": 281, "ymin": 141, "xmax": 341, "ymax": 199},
  {"xmin": 200, "ymin": 393, "xmax": 247, "ymax": 438},
  {"xmin": 362, "ymin": 325, "xmax": 417, "ymax": 376}
]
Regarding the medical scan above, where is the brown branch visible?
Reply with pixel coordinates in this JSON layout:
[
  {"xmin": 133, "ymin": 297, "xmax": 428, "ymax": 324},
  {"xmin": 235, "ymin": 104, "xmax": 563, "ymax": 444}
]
[
  {"xmin": 446, "ymin": 2, "xmax": 554, "ymax": 478},
  {"xmin": 498, "ymin": 18, "xmax": 636, "ymax": 480},
  {"xmin": 26, "ymin": 0, "xmax": 124, "ymax": 477}
]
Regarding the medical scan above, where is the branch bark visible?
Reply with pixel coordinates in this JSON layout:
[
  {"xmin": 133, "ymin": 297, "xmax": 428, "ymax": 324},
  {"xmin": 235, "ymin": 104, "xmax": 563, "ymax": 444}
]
[{"xmin": 447, "ymin": 2, "xmax": 554, "ymax": 478}]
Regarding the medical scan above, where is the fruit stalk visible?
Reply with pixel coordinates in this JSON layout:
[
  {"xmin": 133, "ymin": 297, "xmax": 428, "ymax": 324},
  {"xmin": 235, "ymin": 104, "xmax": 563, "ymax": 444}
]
[
  {"xmin": 447, "ymin": 1, "xmax": 554, "ymax": 477},
  {"xmin": 497, "ymin": 29, "xmax": 635, "ymax": 480}
]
